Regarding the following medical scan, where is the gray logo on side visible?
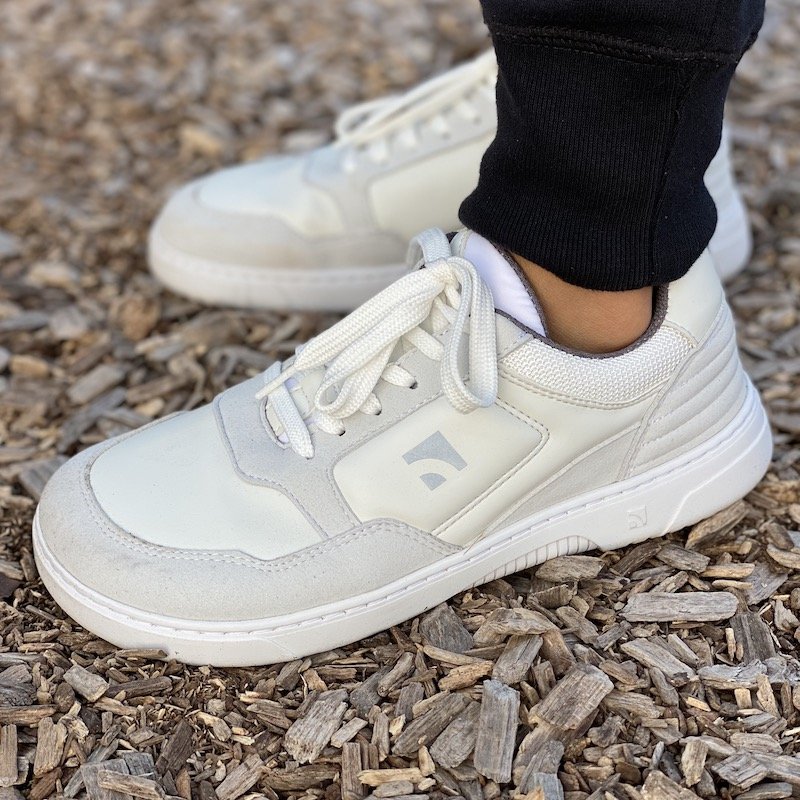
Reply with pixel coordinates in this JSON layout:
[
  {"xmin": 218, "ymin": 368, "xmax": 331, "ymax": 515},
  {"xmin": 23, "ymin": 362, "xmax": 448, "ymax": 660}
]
[{"xmin": 402, "ymin": 431, "xmax": 467, "ymax": 490}]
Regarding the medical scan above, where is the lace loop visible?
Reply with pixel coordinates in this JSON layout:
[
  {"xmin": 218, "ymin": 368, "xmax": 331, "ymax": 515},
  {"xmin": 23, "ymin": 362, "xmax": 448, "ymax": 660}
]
[{"xmin": 255, "ymin": 228, "xmax": 499, "ymax": 458}]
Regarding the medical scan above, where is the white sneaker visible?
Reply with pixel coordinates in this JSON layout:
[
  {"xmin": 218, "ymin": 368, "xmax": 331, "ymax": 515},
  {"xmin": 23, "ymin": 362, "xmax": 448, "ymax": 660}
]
[
  {"xmin": 36, "ymin": 228, "xmax": 770, "ymax": 666},
  {"xmin": 149, "ymin": 51, "xmax": 752, "ymax": 312}
]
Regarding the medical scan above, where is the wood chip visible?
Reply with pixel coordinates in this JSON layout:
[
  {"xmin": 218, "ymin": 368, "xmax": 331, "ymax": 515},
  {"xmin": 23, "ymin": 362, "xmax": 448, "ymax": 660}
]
[
  {"xmin": 746, "ymin": 563, "xmax": 789, "ymax": 605},
  {"xmin": 622, "ymin": 591, "xmax": 738, "ymax": 622},
  {"xmin": 439, "ymin": 660, "xmax": 494, "ymax": 691},
  {"xmin": 539, "ymin": 628, "xmax": 576, "ymax": 675},
  {"xmin": 263, "ymin": 765, "xmax": 338, "ymax": 791},
  {"xmin": 32, "ymin": 718, "xmax": 66, "ymax": 777},
  {"xmin": 395, "ymin": 682, "xmax": 424, "ymax": 723},
  {"xmin": 703, "ymin": 562, "xmax": 755, "ymax": 579},
  {"xmin": 474, "ymin": 607, "xmax": 555, "ymax": 646},
  {"xmin": 0, "ymin": 727, "xmax": 17, "ymax": 788},
  {"xmin": 602, "ymin": 690, "xmax": 661, "ymax": 720},
  {"xmin": 712, "ymin": 752, "xmax": 770, "ymax": 788},
  {"xmin": 532, "ymin": 664, "xmax": 613, "ymax": 731},
  {"xmin": 759, "ymin": 754, "xmax": 800, "ymax": 786},
  {"xmin": 732, "ymin": 611, "xmax": 778, "ymax": 662},
  {"xmin": 358, "ymin": 768, "xmax": 424, "ymax": 787},
  {"xmin": 377, "ymin": 653, "xmax": 415, "ymax": 696},
  {"xmin": 641, "ymin": 770, "xmax": 701, "ymax": 799},
  {"xmin": 657, "ymin": 543, "xmax": 711, "ymax": 573},
  {"xmin": 373, "ymin": 780, "xmax": 414, "ymax": 797},
  {"xmin": 730, "ymin": 733, "xmax": 782, "ymax": 755},
  {"xmin": 64, "ymin": 664, "xmax": 110, "ymax": 702},
  {"xmin": 612, "ymin": 540, "xmax": 662, "ymax": 576},
  {"xmin": 681, "ymin": 738, "xmax": 708, "ymax": 787},
  {"xmin": 473, "ymin": 680, "xmax": 520, "ymax": 783},
  {"xmin": 121, "ymin": 752, "xmax": 157, "ymax": 778},
  {"xmin": 518, "ymin": 741, "xmax": 565, "ymax": 792},
  {"xmin": 492, "ymin": 635, "xmax": 542, "ymax": 685},
  {"xmin": 82, "ymin": 760, "xmax": 130, "ymax": 800},
  {"xmin": 620, "ymin": 639, "xmax": 696, "ymax": 685},
  {"xmin": 736, "ymin": 783, "xmax": 792, "ymax": 800},
  {"xmin": 350, "ymin": 667, "xmax": 391, "ymax": 716},
  {"xmin": 0, "ymin": 707, "xmax": 55, "ymax": 726},
  {"xmin": 341, "ymin": 742, "xmax": 364, "ymax": 800},
  {"xmin": 155, "ymin": 719, "xmax": 193, "ymax": 775},
  {"xmin": 392, "ymin": 693, "xmax": 471, "ymax": 757},
  {"xmin": 518, "ymin": 773, "xmax": 564, "ymax": 799},
  {"xmin": 419, "ymin": 604, "xmax": 474, "ymax": 653},
  {"xmin": 686, "ymin": 501, "xmax": 748, "ymax": 549},
  {"xmin": 67, "ymin": 364, "xmax": 126, "ymax": 405},
  {"xmin": 698, "ymin": 662, "xmax": 766, "ymax": 690},
  {"xmin": 428, "ymin": 701, "xmax": 480, "ymax": 769},
  {"xmin": 284, "ymin": 689, "xmax": 348, "ymax": 763},
  {"xmin": 331, "ymin": 717, "xmax": 369, "ymax": 748},
  {"xmin": 17, "ymin": 457, "xmax": 68, "ymax": 501},
  {"xmin": 215, "ymin": 754, "xmax": 264, "ymax": 800},
  {"xmin": 535, "ymin": 555, "xmax": 603, "ymax": 582},
  {"xmin": 97, "ymin": 772, "xmax": 166, "ymax": 800}
]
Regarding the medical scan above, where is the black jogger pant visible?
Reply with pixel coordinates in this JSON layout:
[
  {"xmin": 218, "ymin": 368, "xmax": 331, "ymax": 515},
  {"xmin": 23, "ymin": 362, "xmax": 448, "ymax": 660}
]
[{"xmin": 459, "ymin": 0, "xmax": 765, "ymax": 291}]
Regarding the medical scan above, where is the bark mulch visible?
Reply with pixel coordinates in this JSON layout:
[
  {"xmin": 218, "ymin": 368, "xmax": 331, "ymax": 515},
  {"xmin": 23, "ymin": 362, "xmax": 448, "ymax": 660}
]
[{"xmin": 1, "ymin": 1, "xmax": 799, "ymax": 799}]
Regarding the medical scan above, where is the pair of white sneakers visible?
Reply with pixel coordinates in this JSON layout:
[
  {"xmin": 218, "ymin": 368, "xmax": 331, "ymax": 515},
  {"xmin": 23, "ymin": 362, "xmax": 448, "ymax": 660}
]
[{"xmin": 34, "ymin": 53, "xmax": 771, "ymax": 666}]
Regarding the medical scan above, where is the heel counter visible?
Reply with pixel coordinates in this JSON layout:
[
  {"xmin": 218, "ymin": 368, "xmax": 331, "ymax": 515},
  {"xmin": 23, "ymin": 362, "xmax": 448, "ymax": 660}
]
[{"xmin": 625, "ymin": 300, "xmax": 749, "ymax": 477}]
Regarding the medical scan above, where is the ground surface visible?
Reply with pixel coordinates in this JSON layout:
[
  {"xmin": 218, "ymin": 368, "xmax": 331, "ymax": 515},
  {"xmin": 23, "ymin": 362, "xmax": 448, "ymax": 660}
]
[{"xmin": 1, "ymin": 1, "xmax": 800, "ymax": 799}]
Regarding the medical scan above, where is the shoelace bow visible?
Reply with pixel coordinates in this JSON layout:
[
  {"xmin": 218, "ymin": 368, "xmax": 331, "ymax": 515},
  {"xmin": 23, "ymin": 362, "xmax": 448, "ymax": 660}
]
[
  {"xmin": 333, "ymin": 51, "xmax": 496, "ymax": 166},
  {"xmin": 255, "ymin": 228, "xmax": 498, "ymax": 458}
]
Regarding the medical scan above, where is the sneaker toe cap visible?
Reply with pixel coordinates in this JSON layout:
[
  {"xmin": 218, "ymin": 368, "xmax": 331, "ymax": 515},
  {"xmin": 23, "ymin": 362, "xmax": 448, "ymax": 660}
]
[
  {"xmin": 150, "ymin": 156, "xmax": 347, "ymax": 268},
  {"xmin": 34, "ymin": 407, "xmax": 324, "ymax": 623}
]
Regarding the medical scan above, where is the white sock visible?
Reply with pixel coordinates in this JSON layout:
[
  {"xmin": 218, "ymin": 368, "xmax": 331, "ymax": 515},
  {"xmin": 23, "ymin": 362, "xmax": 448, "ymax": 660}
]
[{"xmin": 461, "ymin": 231, "xmax": 547, "ymax": 337}]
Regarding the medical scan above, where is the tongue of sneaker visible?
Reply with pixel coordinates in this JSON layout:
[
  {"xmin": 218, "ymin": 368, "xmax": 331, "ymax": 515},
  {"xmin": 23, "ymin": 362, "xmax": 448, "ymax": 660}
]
[{"xmin": 456, "ymin": 230, "xmax": 547, "ymax": 337}]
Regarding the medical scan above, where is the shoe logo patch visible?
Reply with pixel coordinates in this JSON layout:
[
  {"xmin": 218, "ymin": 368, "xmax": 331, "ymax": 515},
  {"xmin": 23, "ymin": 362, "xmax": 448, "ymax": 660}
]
[
  {"xmin": 627, "ymin": 507, "xmax": 648, "ymax": 530},
  {"xmin": 402, "ymin": 431, "xmax": 467, "ymax": 490}
]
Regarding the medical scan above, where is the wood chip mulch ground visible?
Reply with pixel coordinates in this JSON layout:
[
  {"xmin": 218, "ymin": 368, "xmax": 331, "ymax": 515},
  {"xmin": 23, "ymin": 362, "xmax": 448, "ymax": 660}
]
[{"xmin": 1, "ymin": 1, "xmax": 799, "ymax": 799}]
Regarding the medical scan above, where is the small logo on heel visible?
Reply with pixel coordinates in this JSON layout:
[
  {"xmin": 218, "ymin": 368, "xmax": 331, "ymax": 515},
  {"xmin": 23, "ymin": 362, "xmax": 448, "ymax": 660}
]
[{"xmin": 627, "ymin": 507, "xmax": 648, "ymax": 530}]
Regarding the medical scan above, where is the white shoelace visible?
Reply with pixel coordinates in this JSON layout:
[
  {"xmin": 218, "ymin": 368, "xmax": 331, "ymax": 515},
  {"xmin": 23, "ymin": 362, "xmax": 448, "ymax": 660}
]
[
  {"xmin": 333, "ymin": 51, "xmax": 496, "ymax": 170},
  {"xmin": 255, "ymin": 228, "xmax": 498, "ymax": 458}
]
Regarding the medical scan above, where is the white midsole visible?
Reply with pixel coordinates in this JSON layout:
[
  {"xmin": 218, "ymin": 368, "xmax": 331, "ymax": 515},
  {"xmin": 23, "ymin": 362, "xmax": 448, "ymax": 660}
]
[{"xmin": 33, "ymin": 381, "xmax": 771, "ymax": 667}]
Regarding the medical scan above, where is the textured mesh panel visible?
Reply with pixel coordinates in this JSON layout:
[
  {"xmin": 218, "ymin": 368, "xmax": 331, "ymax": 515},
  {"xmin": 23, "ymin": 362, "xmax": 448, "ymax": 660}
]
[{"xmin": 500, "ymin": 323, "xmax": 694, "ymax": 406}]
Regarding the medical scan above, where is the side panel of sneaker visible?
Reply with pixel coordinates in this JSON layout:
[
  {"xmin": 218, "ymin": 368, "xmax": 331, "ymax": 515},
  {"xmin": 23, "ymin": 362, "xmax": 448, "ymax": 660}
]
[{"xmin": 367, "ymin": 134, "xmax": 492, "ymax": 243}]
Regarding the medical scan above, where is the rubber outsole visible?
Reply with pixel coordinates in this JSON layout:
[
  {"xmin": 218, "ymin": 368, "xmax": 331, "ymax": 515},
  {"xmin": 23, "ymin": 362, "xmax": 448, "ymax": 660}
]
[{"xmin": 33, "ymin": 381, "xmax": 771, "ymax": 667}]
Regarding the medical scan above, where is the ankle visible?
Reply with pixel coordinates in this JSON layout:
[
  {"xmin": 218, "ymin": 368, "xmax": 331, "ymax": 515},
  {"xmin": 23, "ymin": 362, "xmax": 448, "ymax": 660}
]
[{"xmin": 513, "ymin": 254, "xmax": 653, "ymax": 354}]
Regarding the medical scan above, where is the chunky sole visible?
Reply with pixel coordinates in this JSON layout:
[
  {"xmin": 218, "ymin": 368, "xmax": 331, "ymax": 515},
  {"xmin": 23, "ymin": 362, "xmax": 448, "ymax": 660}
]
[
  {"xmin": 148, "ymin": 226, "xmax": 409, "ymax": 313},
  {"xmin": 32, "ymin": 381, "xmax": 771, "ymax": 667}
]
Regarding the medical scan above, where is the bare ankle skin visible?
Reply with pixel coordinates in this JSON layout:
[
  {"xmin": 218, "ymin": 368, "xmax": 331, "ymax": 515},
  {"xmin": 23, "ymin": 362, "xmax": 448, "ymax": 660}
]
[{"xmin": 514, "ymin": 254, "xmax": 653, "ymax": 354}]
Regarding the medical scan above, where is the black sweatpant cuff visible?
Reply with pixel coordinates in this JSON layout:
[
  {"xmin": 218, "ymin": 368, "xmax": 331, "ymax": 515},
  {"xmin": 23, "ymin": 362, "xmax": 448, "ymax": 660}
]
[{"xmin": 460, "ymin": 2, "xmax": 763, "ymax": 291}]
